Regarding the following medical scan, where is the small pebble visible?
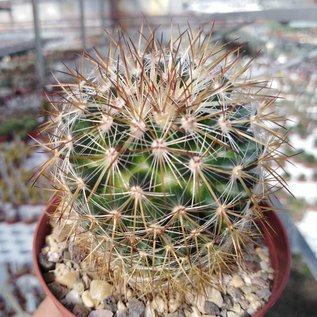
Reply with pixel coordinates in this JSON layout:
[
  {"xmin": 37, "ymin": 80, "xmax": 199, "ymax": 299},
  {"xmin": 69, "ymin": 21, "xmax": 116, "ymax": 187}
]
[
  {"xmin": 117, "ymin": 300, "xmax": 127, "ymax": 312},
  {"xmin": 252, "ymin": 277, "xmax": 267, "ymax": 288},
  {"xmin": 126, "ymin": 288, "xmax": 133, "ymax": 299},
  {"xmin": 222, "ymin": 274, "xmax": 231, "ymax": 285},
  {"xmin": 256, "ymin": 288, "xmax": 271, "ymax": 301},
  {"xmin": 250, "ymin": 300, "xmax": 263, "ymax": 312},
  {"xmin": 240, "ymin": 285, "xmax": 252, "ymax": 295},
  {"xmin": 230, "ymin": 275, "xmax": 244, "ymax": 288},
  {"xmin": 65, "ymin": 289, "xmax": 82, "ymax": 305},
  {"xmin": 41, "ymin": 246, "xmax": 50, "ymax": 255},
  {"xmin": 220, "ymin": 309, "xmax": 227, "ymax": 317},
  {"xmin": 206, "ymin": 288, "xmax": 223, "ymax": 308},
  {"xmin": 247, "ymin": 307, "xmax": 256, "ymax": 315},
  {"xmin": 54, "ymin": 263, "xmax": 79, "ymax": 289},
  {"xmin": 231, "ymin": 304, "xmax": 242, "ymax": 314},
  {"xmin": 128, "ymin": 298, "xmax": 145, "ymax": 317},
  {"xmin": 243, "ymin": 276, "xmax": 252, "ymax": 286},
  {"xmin": 55, "ymin": 270, "xmax": 79, "ymax": 289},
  {"xmin": 245, "ymin": 293, "xmax": 258, "ymax": 303},
  {"xmin": 82, "ymin": 290, "xmax": 95, "ymax": 308},
  {"xmin": 88, "ymin": 310, "xmax": 113, "ymax": 317},
  {"xmin": 204, "ymin": 301, "xmax": 220, "ymax": 315},
  {"xmin": 90, "ymin": 280, "xmax": 113, "ymax": 303},
  {"xmin": 256, "ymin": 247, "xmax": 269, "ymax": 261},
  {"xmin": 47, "ymin": 251, "xmax": 61, "ymax": 262},
  {"xmin": 45, "ymin": 234, "xmax": 58, "ymax": 248},
  {"xmin": 103, "ymin": 296, "xmax": 117, "ymax": 312},
  {"xmin": 227, "ymin": 287, "xmax": 243, "ymax": 302},
  {"xmin": 38, "ymin": 253, "xmax": 55, "ymax": 271},
  {"xmin": 223, "ymin": 294, "xmax": 233, "ymax": 307}
]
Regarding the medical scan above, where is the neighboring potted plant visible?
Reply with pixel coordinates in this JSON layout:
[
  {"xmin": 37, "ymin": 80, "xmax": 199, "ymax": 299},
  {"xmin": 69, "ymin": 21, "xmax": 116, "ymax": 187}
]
[
  {"xmin": 33, "ymin": 26, "xmax": 290, "ymax": 317},
  {"xmin": 0, "ymin": 116, "xmax": 39, "ymax": 143}
]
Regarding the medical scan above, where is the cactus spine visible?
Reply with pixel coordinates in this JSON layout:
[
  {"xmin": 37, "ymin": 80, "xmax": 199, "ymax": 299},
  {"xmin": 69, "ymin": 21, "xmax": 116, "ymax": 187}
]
[{"xmin": 38, "ymin": 26, "xmax": 287, "ymax": 297}]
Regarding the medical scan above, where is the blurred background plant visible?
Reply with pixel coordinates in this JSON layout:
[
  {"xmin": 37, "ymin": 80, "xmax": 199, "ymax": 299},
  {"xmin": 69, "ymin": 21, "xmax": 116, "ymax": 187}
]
[
  {"xmin": 0, "ymin": 0, "xmax": 317, "ymax": 316},
  {"xmin": 0, "ymin": 139, "xmax": 49, "ymax": 207}
]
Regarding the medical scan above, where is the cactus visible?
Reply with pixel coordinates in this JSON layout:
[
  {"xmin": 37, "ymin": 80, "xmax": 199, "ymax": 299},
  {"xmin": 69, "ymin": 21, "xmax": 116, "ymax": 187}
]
[{"xmin": 37, "ymin": 27, "xmax": 287, "ymax": 297}]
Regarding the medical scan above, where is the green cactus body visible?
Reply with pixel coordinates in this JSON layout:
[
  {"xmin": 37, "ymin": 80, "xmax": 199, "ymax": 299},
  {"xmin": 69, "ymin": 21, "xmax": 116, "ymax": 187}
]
[{"xmin": 41, "ymin": 27, "xmax": 286, "ymax": 295}]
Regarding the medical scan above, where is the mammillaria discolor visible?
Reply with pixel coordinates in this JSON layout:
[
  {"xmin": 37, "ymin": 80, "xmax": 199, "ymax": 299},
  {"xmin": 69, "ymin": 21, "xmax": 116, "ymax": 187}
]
[{"xmin": 37, "ymin": 26, "xmax": 287, "ymax": 297}]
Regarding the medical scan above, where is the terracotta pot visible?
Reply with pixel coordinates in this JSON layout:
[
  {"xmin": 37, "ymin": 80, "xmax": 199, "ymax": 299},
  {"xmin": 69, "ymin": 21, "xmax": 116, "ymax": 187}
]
[{"xmin": 33, "ymin": 199, "xmax": 291, "ymax": 317}]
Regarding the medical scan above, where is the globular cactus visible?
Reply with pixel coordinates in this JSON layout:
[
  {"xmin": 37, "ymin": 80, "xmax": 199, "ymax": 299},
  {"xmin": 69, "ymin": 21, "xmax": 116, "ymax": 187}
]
[{"xmin": 38, "ymin": 26, "xmax": 287, "ymax": 297}]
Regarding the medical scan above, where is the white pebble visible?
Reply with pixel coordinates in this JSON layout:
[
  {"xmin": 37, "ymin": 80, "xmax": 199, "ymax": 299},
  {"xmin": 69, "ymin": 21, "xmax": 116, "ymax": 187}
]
[
  {"xmin": 90, "ymin": 280, "xmax": 113, "ymax": 303},
  {"xmin": 245, "ymin": 293, "xmax": 258, "ymax": 303},
  {"xmin": 256, "ymin": 247, "xmax": 269, "ymax": 261},
  {"xmin": 230, "ymin": 275, "xmax": 244, "ymax": 288},
  {"xmin": 117, "ymin": 300, "xmax": 127, "ymax": 312},
  {"xmin": 47, "ymin": 251, "xmax": 61, "ymax": 262},
  {"xmin": 88, "ymin": 309, "xmax": 113, "ymax": 317},
  {"xmin": 243, "ymin": 276, "xmax": 252, "ymax": 285},
  {"xmin": 54, "ymin": 263, "xmax": 79, "ymax": 289},
  {"xmin": 82, "ymin": 290, "xmax": 95, "ymax": 308},
  {"xmin": 65, "ymin": 290, "xmax": 82, "ymax": 305},
  {"xmin": 206, "ymin": 287, "xmax": 223, "ymax": 308}
]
